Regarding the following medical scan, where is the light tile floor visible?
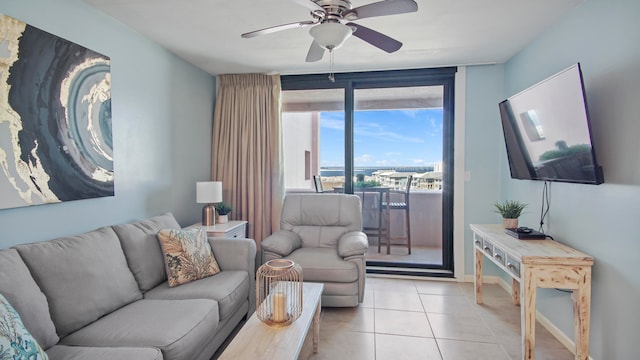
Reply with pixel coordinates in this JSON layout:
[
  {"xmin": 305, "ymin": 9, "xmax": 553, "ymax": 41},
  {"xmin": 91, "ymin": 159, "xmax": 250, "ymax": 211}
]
[{"xmin": 298, "ymin": 276, "xmax": 575, "ymax": 360}]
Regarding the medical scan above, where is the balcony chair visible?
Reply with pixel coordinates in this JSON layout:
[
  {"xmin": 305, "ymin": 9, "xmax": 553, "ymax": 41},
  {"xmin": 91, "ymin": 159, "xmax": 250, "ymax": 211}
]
[
  {"xmin": 381, "ymin": 175, "xmax": 412, "ymax": 254},
  {"xmin": 261, "ymin": 193, "xmax": 368, "ymax": 307},
  {"xmin": 312, "ymin": 175, "xmax": 324, "ymax": 193},
  {"xmin": 354, "ymin": 186, "xmax": 390, "ymax": 254}
]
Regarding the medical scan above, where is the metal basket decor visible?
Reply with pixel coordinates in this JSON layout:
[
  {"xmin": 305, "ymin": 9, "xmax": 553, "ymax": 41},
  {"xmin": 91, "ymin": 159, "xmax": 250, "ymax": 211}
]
[{"xmin": 256, "ymin": 259, "xmax": 303, "ymax": 327}]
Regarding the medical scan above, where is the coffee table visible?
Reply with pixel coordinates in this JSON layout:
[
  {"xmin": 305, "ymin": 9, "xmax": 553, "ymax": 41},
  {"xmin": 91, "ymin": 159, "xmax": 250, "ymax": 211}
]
[{"xmin": 219, "ymin": 282, "xmax": 324, "ymax": 359}]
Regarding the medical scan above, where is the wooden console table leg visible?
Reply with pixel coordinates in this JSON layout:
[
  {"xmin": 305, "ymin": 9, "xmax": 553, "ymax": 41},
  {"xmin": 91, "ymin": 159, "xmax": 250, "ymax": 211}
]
[
  {"xmin": 573, "ymin": 267, "xmax": 592, "ymax": 360},
  {"xmin": 313, "ymin": 299, "xmax": 321, "ymax": 353},
  {"xmin": 522, "ymin": 267, "xmax": 536, "ymax": 360},
  {"xmin": 512, "ymin": 278, "xmax": 520, "ymax": 306},
  {"xmin": 474, "ymin": 248, "xmax": 483, "ymax": 304}
]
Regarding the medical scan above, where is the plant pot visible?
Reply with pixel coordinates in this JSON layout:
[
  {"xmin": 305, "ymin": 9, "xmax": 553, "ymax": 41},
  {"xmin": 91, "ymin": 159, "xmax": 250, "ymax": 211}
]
[
  {"xmin": 502, "ymin": 218, "xmax": 518, "ymax": 229},
  {"xmin": 217, "ymin": 214, "xmax": 228, "ymax": 224}
]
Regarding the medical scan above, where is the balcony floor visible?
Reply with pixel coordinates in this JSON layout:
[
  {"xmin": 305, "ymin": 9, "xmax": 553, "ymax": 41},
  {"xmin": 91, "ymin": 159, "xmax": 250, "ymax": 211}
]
[{"xmin": 366, "ymin": 245, "xmax": 443, "ymax": 266}]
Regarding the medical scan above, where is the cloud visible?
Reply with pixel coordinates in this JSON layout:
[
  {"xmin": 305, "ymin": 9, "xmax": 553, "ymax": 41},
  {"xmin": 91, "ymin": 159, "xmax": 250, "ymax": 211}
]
[
  {"xmin": 355, "ymin": 122, "xmax": 424, "ymax": 143},
  {"xmin": 355, "ymin": 154, "xmax": 373, "ymax": 165},
  {"xmin": 400, "ymin": 110, "xmax": 420, "ymax": 118},
  {"xmin": 321, "ymin": 118, "xmax": 345, "ymax": 130},
  {"xmin": 427, "ymin": 115, "xmax": 444, "ymax": 135},
  {"xmin": 321, "ymin": 159, "xmax": 342, "ymax": 166}
]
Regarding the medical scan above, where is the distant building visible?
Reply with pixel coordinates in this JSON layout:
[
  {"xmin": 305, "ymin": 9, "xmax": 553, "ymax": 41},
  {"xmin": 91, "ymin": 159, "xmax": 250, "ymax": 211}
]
[
  {"xmin": 414, "ymin": 171, "xmax": 442, "ymax": 190},
  {"xmin": 370, "ymin": 170, "xmax": 442, "ymax": 191}
]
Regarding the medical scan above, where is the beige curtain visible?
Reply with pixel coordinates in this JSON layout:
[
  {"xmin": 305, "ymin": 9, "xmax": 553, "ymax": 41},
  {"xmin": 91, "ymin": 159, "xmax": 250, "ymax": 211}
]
[{"xmin": 211, "ymin": 74, "xmax": 284, "ymax": 251}]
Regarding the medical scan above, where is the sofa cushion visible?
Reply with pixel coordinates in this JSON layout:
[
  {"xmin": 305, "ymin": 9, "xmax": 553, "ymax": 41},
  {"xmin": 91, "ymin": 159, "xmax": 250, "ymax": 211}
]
[
  {"xmin": 157, "ymin": 228, "xmax": 221, "ymax": 287},
  {"xmin": 0, "ymin": 249, "xmax": 59, "ymax": 349},
  {"xmin": 112, "ymin": 212, "xmax": 181, "ymax": 291},
  {"xmin": 14, "ymin": 226, "xmax": 142, "ymax": 338},
  {"xmin": 61, "ymin": 299, "xmax": 219, "ymax": 360},
  {"xmin": 0, "ymin": 293, "xmax": 48, "ymax": 359},
  {"xmin": 145, "ymin": 270, "xmax": 249, "ymax": 321},
  {"xmin": 46, "ymin": 345, "xmax": 162, "ymax": 360},
  {"xmin": 286, "ymin": 247, "xmax": 358, "ymax": 283}
]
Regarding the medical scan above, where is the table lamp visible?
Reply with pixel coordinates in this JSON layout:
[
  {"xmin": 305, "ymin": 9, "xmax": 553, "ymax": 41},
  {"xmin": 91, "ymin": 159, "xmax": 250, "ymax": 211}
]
[{"xmin": 197, "ymin": 181, "xmax": 222, "ymax": 226}]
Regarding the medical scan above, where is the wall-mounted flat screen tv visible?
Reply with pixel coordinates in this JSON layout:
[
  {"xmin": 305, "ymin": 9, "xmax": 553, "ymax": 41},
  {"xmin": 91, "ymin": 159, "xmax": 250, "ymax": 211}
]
[{"xmin": 498, "ymin": 63, "xmax": 604, "ymax": 184}]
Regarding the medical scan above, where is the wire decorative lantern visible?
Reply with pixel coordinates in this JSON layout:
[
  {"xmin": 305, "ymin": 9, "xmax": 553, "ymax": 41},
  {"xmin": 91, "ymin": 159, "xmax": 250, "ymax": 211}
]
[{"xmin": 256, "ymin": 259, "xmax": 303, "ymax": 327}]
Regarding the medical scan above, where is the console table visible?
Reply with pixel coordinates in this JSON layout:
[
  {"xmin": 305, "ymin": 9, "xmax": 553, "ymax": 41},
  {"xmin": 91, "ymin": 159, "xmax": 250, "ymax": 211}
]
[
  {"xmin": 470, "ymin": 224, "xmax": 593, "ymax": 360},
  {"xmin": 187, "ymin": 220, "xmax": 247, "ymax": 238}
]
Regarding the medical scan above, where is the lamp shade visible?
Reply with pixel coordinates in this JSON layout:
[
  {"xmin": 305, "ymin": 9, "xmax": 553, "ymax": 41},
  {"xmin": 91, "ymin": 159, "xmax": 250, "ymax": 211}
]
[
  {"xmin": 309, "ymin": 22, "xmax": 353, "ymax": 50},
  {"xmin": 196, "ymin": 181, "xmax": 222, "ymax": 204}
]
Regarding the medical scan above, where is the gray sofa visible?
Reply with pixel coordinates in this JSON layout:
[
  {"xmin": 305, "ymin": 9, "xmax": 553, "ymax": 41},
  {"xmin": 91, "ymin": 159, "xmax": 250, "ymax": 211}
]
[
  {"xmin": 261, "ymin": 194, "xmax": 368, "ymax": 307},
  {"xmin": 0, "ymin": 212, "xmax": 256, "ymax": 360}
]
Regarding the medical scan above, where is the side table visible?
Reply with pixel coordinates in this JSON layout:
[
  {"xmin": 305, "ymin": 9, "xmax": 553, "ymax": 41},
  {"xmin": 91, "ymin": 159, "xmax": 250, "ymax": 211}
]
[{"xmin": 187, "ymin": 220, "xmax": 248, "ymax": 238}]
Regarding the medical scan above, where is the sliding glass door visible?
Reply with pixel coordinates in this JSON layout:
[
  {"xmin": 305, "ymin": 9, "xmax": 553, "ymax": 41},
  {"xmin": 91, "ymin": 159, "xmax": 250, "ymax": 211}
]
[
  {"xmin": 281, "ymin": 68, "xmax": 456, "ymax": 277},
  {"xmin": 353, "ymin": 86, "xmax": 445, "ymax": 270}
]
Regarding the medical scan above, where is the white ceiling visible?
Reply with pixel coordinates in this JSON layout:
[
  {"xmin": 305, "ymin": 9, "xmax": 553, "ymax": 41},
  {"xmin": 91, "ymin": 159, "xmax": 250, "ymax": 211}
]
[{"xmin": 83, "ymin": 0, "xmax": 583, "ymax": 76}]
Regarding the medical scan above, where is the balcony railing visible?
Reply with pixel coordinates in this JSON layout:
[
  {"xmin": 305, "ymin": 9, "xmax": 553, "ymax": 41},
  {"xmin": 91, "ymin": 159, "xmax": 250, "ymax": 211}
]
[
  {"xmin": 284, "ymin": 189, "xmax": 443, "ymax": 249},
  {"xmin": 362, "ymin": 190, "xmax": 442, "ymax": 248}
]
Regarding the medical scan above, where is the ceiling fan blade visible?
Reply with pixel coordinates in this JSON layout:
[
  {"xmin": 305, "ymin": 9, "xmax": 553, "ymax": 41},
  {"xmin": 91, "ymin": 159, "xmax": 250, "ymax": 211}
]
[
  {"xmin": 344, "ymin": 0, "xmax": 418, "ymax": 20},
  {"xmin": 347, "ymin": 22, "xmax": 402, "ymax": 53},
  {"xmin": 241, "ymin": 20, "xmax": 317, "ymax": 38},
  {"xmin": 306, "ymin": 41, "xmax": 325, "ymax": 62},
  {"xmin": 291, "ymin": 0, "xmax": 325, "ymax": 13}
]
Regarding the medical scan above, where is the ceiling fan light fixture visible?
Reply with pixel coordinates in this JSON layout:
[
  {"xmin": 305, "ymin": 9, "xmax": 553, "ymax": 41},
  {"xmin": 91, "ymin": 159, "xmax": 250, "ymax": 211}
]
[{"xmin": 309, "ymin": 22, "xmax": 353, "ymax": 50}]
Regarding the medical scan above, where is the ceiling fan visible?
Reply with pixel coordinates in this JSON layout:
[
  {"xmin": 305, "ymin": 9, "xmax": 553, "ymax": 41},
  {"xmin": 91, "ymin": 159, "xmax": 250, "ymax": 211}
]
[{"xmin": 241, "ymin": 0, "xmax": 418, "ymax": 62}]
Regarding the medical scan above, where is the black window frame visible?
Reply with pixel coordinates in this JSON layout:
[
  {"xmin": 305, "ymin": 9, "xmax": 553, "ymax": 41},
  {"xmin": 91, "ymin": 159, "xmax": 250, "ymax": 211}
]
[{"xmin": 281, "ymin": 67, "xmax": 456, "ymax": 276}]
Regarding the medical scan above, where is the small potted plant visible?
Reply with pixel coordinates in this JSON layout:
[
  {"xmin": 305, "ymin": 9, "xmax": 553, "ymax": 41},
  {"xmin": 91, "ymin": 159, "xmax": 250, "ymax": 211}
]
[
  {"xmin": 493, "ymin": 200, "xmax": 527, "ymax": 228},
  {"xmin": 215, "ymin": 202, "xmax": 232, "ymax": 224}
]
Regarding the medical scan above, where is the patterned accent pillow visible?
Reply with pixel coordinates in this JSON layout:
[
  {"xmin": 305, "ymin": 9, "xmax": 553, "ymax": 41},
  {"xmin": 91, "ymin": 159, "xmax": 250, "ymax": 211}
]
[
  {"xmin": 157, "ymin": 228, "xmax": 221, "ymax": 287},
  {"xmin": 0, "ymin": 293, "xmax": 48, "ymax": 360}
]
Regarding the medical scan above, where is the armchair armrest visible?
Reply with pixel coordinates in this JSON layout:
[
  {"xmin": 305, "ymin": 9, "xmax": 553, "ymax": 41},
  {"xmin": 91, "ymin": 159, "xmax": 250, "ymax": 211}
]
[
  {"xmin": 261, "ymin": 230, "xmax": 302, "ymax": 257},
  {"xmin": 338, "ymin": 231, "xmax": 368, "ymax": 257}
]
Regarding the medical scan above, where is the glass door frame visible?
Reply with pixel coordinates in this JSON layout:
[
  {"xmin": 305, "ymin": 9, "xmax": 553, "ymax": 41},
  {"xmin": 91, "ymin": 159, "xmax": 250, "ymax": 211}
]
[{"xmin": 282, "ymin": 67, "xmax": 457, "ymax": 276}]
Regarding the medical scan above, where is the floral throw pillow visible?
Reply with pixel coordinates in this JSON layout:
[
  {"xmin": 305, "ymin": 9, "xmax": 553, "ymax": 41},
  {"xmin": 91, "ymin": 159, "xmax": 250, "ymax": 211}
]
[
  {"xmin": 157, "ymin": 228, "xmax": 221, "ymax": 287},
  {"xmin": 0, "ymin": 293, "xmax": 48, "ymax": 360}
]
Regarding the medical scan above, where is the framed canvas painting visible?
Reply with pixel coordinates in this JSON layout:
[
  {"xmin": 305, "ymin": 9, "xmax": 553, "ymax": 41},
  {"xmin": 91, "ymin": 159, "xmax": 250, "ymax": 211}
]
[{"xmin": 0, "ymin": 14, "xmax": 113, "ymax": 210}]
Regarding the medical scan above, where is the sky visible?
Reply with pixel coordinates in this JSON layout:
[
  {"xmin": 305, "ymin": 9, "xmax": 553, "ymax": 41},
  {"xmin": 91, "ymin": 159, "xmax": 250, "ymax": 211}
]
[{"xmin": 320, "ymin": 109, "xmax": 443, "ymax": 167}]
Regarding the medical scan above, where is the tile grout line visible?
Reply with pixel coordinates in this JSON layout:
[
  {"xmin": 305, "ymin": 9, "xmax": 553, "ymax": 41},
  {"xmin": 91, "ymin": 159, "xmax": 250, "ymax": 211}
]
[{"xmin": 416, "ymin": 281, "xmax": 446, "ymax": 360}]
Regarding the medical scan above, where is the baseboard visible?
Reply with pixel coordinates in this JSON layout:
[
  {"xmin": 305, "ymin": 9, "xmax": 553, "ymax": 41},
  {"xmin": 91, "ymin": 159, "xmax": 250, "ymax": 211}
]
[
  {"xmin": 462, "ymin": 275, "xmax": 594, "ymax": 360},
  {"xmin": 368, "ymin": 273, "xmax": 458, "ymax": 282},
  {"xmin": 462, "ymin": 274, "xmax": 501, "ymax": 283}
]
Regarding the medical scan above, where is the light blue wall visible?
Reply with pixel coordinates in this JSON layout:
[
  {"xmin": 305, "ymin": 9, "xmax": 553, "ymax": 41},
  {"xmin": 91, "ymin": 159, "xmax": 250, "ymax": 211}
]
[
  {"xmin": 499, "ymin": 0, "xmax": 639, "ymax": 358},
  {"xmin": 0, "ymin": 0, "xmax": 215, "ymax": 248},
  {"xmin": 463, "ymin": 64, "xmax": 506, "ymax": 277}
]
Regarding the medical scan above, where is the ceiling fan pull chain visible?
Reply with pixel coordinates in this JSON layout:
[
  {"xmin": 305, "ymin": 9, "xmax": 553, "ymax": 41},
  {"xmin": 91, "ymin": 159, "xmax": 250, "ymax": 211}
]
[{"xmin": 328, "ymin": 49, "xmax": 335, "ymax": 82}]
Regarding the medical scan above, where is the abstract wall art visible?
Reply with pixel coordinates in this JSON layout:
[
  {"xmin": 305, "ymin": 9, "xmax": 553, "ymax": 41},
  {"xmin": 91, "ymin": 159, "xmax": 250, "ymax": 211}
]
[{"xmin": 0, "ymin": 14, "xmax": 113, "ymax": 210}]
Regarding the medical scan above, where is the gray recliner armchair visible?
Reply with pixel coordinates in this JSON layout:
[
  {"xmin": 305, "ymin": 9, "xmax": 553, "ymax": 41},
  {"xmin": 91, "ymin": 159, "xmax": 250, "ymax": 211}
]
[{"xmin": 261, "ymin": 193, "xmax": 368, "ymax": 307}]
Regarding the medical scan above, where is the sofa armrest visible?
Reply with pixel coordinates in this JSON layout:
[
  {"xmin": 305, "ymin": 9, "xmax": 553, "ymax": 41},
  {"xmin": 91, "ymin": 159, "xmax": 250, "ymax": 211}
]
[
  {"xmin": 261, "ymin": 231, "xmax": 302, "ymax": 257},
  {"xmin": 338, "ymin": 231, "xmax": 368, "ymax": 257},
  {"xmin": 208, "ymin": 237, "xmax": 256, "ymax": 271},
  {"xmin": 208, "ymin": 237, "xmax": 257, "ymax": 314}
]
